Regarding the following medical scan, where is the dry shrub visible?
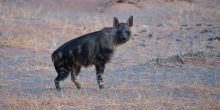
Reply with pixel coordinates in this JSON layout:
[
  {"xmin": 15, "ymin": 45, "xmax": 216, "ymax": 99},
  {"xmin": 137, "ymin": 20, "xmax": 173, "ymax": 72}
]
[
  {"xmin": 106, "ymin": 0, "xmax": 141, "ymax": 6},
  {"xmin": 6, "ymin": 98, "xmax": 40, "ymax": 110},
  {"xmin": 164, "ymin": 0, "xmax": 194, "ymax": 2}
]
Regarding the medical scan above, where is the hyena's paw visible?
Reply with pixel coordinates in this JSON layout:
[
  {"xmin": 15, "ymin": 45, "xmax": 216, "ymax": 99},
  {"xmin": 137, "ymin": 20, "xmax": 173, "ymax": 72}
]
[
  {"xmin": 71, "ymin": 78, "xmax": 82, "ymax": 89},
  {"xmin": 75, "ymin": 82, "xmax": 81, "ymax": 89},
  {"xmin": 98, "ymin": 82, "xmax": 104, "ymax": 89},
  {"xmin": 99, "ymin": 85, "xmax": 104, "ymax": 89},
  {"xmin": 56, "ymin": 88, "xmax": 61, "ymax": 92},
  {"xmin": 55, "ymin": 90, "xmax": 62, "ymax": 97},
  {"xmin": 54, "ymin": 79, "xmax": 61, "ymax": 92}
]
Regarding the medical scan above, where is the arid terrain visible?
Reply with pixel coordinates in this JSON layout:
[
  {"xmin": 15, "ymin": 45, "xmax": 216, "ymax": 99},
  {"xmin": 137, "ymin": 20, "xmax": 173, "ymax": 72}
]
[{"xmin": 0, "ymin": 0, "xmax": 220, "ymax": 109}]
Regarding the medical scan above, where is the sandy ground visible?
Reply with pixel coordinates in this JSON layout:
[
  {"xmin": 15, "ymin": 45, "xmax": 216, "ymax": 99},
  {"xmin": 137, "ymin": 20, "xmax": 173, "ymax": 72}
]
[{"xmin": 0, "ymin": 0, "xmax": 220, "ymax": 109}]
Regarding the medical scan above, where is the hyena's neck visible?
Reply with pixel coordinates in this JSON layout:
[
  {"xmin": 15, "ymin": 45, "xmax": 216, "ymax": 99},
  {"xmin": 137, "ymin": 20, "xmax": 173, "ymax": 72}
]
[
  {"xmin": 101, "ymin": 27, "xmax": 117, "ymax": 34},
  {"xmin": 101, "ymin": 27, "xmax": 118, "ymax": 46}
]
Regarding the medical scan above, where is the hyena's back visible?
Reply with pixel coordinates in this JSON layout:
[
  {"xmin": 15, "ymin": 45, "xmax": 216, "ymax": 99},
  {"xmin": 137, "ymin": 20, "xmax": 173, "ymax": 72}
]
[{"xmin": 52, "ymin": 31, "xmax": 104, "ymax": 67}]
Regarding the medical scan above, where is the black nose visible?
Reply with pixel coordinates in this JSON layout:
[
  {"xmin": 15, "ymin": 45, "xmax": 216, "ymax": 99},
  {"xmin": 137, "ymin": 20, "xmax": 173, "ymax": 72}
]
[{"xmin": 121, "ymin": 37, "xmax": 126, "ymax": 42}]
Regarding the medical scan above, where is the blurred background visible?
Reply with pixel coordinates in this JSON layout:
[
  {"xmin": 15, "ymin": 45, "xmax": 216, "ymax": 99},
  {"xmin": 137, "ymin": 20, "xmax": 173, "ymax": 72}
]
[{"xmin": 0, "ymin": 0, "xmax": 220, "ymax": 109}]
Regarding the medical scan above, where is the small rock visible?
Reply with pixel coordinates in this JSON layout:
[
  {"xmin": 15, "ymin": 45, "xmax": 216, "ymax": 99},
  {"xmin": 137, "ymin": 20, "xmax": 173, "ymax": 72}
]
[
  {"xmin": 202, "ymin": 29, "xmax": 208, "ymax": 33},
  {"xmin": 139, "ymin": 44, "xmax": 146, "ymax": 47},
  {"xmin": 0, "ymin": 32, "xmax": 3, "ymax": 36},
  {"xmin": 208, "ymin": 37, "xmax": 215, "ymax": 41},
  {"xmin": 148, "ymin": 33, "xmax": 153, "ymax": 38},
  {"xmin": 139, "ymin": 25, "xmax": 148, "ymax": 33},
  {"xmin": 157, "ymin": 24, "xmax": 162, "ymax": 27},
  {"xmin": 186, "ymin": 28, "xmax": 191, "ymax": 30},
  {"xmin": 207, "ymin": 24, "xmax": 212, "ymax": 27},
  {"xmin": 26, "ymin": 74, "xmax": 32, "ymax": 77},
  {"xmin": 134, "ymin": 33, "xmax": 138, "ymax": 36},
  {"xmin": 176, "ymin": 39, "xmax": 181, "ymax": 42},
  {"xmin": 189, "ymin": 40, "xmax": 194, "ymax": 45},
  {"xmin": 208, "ymin": 37, "xmax": 220, "ymax": 41},
  {"xmin": 182, "ymin": 24, "xmax": 187, "ymax": 27},
  {"xmin": 201, "ymin": 29, "xmax": 212, "ymax": 33},
  {"xmin": 196, "ymin": 24, "xmax": 202, "ymax": 26},
  {"xmin": 206, "ymin": 45, "xmax": 215, "ymax": 49},
  {"xmin": 188, "ymin": 36, "xmax": 193, "ymax": 40},
  {"xmin": 216, "ymin": 37, "xmax": 220, "ymax": 41},
  {"xmin": 156, "ymin": 37, "xmax": 160, "ymax": 40},
  {"xmin": 115, "ymin": 0, "xmax": 126, "ymax": 3},
  {"xmin": 139, "ymin": 29, "xmax": 147, "ymax": 33}
]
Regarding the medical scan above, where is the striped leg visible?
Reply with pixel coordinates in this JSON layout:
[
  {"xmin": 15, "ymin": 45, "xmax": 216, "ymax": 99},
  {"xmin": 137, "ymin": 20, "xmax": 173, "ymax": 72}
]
[
  {"xmin": 71, "ymin": 64, "xmax": 81, "ymax": 89},
  {"xmin": 54, "ymin": 67, "xmax": 70, "ymax": 91},
  {"xmin": 95, "ymin": 63, "xmax": 105, "ymax": 89}
]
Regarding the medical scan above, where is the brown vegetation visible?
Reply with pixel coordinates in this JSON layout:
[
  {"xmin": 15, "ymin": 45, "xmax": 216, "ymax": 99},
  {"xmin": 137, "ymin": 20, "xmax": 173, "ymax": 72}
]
[{"xmin": 0, "ymin": 0, "xmax": 220, "ymax": 109}]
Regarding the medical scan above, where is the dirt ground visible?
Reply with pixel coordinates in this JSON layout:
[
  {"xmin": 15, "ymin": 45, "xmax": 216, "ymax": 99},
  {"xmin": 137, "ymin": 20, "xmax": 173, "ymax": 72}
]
[{"xmin": 0, "ymin": 0, "xmax": 220, "ymax": 110}]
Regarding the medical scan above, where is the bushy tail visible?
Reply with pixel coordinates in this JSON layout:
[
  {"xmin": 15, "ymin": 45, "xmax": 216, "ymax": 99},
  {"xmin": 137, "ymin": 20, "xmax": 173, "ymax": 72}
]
[{"xmin": 51, "ymin": 52, "xmax": 59, "ymax": 66}]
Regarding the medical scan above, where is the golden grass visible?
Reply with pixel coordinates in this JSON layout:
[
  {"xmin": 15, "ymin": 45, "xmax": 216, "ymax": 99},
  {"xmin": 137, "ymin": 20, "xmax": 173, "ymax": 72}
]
[
  {"xmin": 1, "ymin": 0, "xmax": 220, "ymax": 110},
  {"xmin": 4, "ymin": 92, "xmax": 220, "ymax": 110},
  {"xmin": 6, "ymin": 98, "xmax": 40, "ymax": 110},
  {"xmin": 2, "ymin": 79, "xmax": 219, "ymax": 110}
]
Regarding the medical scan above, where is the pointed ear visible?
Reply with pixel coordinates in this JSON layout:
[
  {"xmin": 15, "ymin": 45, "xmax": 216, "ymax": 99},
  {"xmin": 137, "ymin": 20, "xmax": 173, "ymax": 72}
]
[
  {"xmin": 127, "ymin": 16, "xmax": 133, "ymax": 27},
  {"xmin": 113, "ymin": 17, "xmax": 119, "ymax": 28}
]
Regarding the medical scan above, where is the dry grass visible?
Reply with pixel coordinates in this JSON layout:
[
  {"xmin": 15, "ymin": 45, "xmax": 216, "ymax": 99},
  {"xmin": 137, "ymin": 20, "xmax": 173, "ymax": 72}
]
[
  {"xmin": 3, "ymin": 83, "xmax": 220, "ymax": 110},
  {"xmin": 0, "ymin": 0, "xmax": 106, "ymax": 53},
  {"xmin": 1, "ymin": 0, "xmax": 220, "ymax": 110}
]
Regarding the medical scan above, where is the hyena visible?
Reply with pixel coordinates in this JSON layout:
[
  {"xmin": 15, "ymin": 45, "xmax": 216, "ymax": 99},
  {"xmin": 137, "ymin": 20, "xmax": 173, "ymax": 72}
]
[{"xmin": 51, "ymin": 16, "xmax": 133, "ymax": 91}]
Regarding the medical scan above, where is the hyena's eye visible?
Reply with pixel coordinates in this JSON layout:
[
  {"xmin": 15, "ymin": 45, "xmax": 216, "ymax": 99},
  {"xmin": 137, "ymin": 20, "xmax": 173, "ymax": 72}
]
[{"xmin": 126, "ymin": 31, "xmax": 130, "ymax": 35}]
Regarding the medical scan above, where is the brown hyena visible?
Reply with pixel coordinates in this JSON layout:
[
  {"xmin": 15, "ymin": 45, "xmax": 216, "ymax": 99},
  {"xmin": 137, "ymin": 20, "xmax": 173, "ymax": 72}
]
[{"xmin": 51, "ymin": 16, "xmax": 133, "ymax": 91}]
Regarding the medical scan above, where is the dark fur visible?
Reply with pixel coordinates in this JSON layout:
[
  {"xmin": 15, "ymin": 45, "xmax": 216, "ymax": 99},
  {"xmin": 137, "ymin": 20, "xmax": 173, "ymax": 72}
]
[{"xmin": 52, "ymin": 16, "xmax": 133, "ymax": 91}]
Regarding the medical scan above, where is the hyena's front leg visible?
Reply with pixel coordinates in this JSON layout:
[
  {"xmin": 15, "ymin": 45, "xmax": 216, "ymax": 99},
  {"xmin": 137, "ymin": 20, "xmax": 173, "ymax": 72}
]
[
  {"xmin": 95, "ymin": 63, "xmax": 105, "ymax": 89},
  {"xmin": 71, "ymin": 64, "xmax": 81, "ymax": 89}
]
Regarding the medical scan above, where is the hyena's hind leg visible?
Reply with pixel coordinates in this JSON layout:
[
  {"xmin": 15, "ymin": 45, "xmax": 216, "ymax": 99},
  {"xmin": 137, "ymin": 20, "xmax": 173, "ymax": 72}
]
[
  {"xmin": 54, "ymin": 66, "xmax": 71, "ymax": 91},
  {"xmin": 71, "ymin": 64, "xmax": 81, "ymax": 89},
  {"xmin": 95, "ymin": 63, "xmax": 105, "ymax": 89}
]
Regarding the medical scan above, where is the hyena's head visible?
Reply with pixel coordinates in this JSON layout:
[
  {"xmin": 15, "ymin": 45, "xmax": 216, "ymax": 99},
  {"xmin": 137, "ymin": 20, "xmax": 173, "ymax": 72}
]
[{"xmin": 113, "ymin": 16, "xmax": 133, "ymax": 45}]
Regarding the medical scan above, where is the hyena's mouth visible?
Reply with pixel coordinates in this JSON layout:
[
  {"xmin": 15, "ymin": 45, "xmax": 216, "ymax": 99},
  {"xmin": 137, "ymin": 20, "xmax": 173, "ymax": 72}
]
[
  {"xmin": 120, "ymin": 38, "xmax": 127, "ymax": 42},
  {"xmin": 121, "ymin": 38, "xmax": 129, "ymax": 43}
]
